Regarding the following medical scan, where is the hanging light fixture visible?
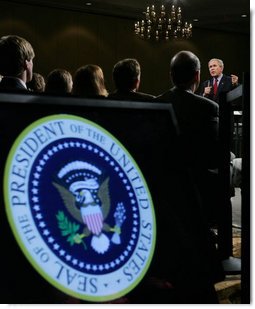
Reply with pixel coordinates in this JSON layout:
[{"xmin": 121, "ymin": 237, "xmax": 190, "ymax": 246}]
[{"xmin": 134, "ymin": 3, "xmax": 192, "ymax": 41}]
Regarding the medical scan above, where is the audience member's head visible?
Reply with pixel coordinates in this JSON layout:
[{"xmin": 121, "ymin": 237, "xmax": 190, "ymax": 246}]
[
  {"xmin": 45, "ymin": 69, "xmax": 73, "ymax": 95},
  {"xmin": 0, "ymin": 34, "xmax": 35, "ymax": 83},
  {"xmin": 72, "ymin": 64, "xmax": 108, "ymax": 98},
  {"xmin": 170, "ymin": 50, "xmax": 201, "ymax": 92},
  {"xmin": 112, "ymin": 58, "xmax": 141, "ymax": 92},
  {"xmin": 27, "ymin": 72, "xmax": 45, "ymax": 92}
]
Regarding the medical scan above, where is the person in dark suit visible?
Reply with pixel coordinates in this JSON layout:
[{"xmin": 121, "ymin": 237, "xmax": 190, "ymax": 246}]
[
  {"xmin": 155, "ymin": 52, "xmax": 225, "ymax": 231},
  {"xmin": 108, "ymin": 58, "xmax": 155, "ymax": 101},
  {"xmin": 201, "ymin": 59, "xmax": 241, "ymax": 269},
  {"xmin": 155, "ymin": 51, "xmax": 219, "ymax": 175},
  {"xmin": 200, "ymin": 58, "xmax": 239, "ymax": 103},
  {"xmin": 0, "ymin": 35, "xmax": 35, "ymax": 92},
  {"xmin": 155, "ymin": 51, "xmax": 239, "ymax": 267},
  {"xmin": 151, "ymin": 51, "xmax": 224, "ymax": 303}
]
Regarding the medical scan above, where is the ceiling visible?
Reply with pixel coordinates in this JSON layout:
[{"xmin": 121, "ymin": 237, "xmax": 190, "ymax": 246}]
[{"xmin": 7, "ymin": 0, "xmax": 250, "ymax": 33}]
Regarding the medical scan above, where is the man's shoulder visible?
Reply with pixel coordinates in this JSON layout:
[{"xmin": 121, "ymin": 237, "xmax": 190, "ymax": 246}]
[
  {"xmin": 108, "ymin": 90, "xmax": 155, "ymax": 101},
  {"xmin": 156, "ymin": 88, "xmax": 211, "ymax": 103},
  {"xmin": 221, "ymin": 74, "xmax": 239, "ymax": 91},
  {"xmin": 193, "ymin": 92, "xmax": 218, "ymax": 106},
  {"xmin": 0, "ymin": 77, "xmax": 28, "ymax": 92},
  {"xmin": 192, "ymin": 93, "xmax": 219, "ymax": 115},
  {"xmin": 134, "ymin": 91, "xmax": 155, "ymax": 100},
  {"xmin": 154, "ymin": 88, "xmax": 176, "ymax": 102},
  {"xmin": 222, "ymin": 74, "xmax": 232, "ymax": 81}
]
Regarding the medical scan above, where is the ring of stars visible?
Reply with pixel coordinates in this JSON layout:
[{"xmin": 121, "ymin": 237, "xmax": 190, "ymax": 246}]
[{"xmin": 30, "ymin": 139, "xmax": 139, "ymax": 273}]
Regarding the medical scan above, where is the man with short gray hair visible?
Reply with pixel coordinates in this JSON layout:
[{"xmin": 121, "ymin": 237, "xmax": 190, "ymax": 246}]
[
  {"xmin": 154, "ymin": 50, "xmax": 223, "ymax": 303},
  {"xmin": 156, "ymin": 50, "xmax": 219, "ymax": 173}
]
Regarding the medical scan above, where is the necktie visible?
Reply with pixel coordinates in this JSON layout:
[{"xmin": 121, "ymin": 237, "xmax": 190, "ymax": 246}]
[{"xmin": 213, "ymin": 78, "xmax": 218, "ymax": 95}]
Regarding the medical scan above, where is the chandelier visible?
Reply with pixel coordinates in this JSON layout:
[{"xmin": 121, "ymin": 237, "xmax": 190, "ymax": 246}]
[{"xmin": 134, "ymin": 3, "xmax": 192, "ymax": 41}]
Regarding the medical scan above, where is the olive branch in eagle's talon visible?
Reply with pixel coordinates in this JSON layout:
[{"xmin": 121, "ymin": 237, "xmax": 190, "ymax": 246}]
[{"xmin": 56, "ymin": 210, "xmax": 87, "ymax": 250}]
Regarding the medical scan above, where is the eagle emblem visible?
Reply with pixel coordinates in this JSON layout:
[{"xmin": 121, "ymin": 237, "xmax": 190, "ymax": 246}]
[{"xmin": 53, "ymin": 160, "xmax": 126, "ymax": 254}]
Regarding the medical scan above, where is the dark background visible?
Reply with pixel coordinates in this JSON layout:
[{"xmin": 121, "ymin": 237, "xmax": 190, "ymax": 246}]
[{"xmin": 0, "ymin": 0, "xmax": 250, "ymax": 95}]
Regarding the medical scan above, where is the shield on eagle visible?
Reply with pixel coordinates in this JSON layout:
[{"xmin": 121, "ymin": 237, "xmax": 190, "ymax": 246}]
[{"xmin": 81, "ymin": 205, "xmax": 104, "ymax": 235}]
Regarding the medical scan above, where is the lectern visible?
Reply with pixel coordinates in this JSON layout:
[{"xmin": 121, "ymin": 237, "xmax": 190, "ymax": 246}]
[{"xmin": 0, "ymin": 93, "xmax": 218, "ymax": 304}]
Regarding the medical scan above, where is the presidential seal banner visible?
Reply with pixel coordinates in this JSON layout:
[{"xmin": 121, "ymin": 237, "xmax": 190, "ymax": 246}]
[{"xmin": 4, "ymin": 114, "xmax": 156, "ymax": 302}]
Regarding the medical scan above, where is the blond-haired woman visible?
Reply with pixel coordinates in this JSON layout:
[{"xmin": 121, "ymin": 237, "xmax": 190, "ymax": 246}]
[{"xmin": 72, "ymin": 64, "xmax": 108, "ymax": 98}]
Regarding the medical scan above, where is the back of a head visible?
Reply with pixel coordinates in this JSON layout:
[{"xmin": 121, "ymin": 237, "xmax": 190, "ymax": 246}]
[
  {"xmin": 170, "ymin": 51, "xmax": 200, "ymax": 89},
  {"xmin": 45, "ymin": 69, "xmax": 73, "ymax": 95},
  {"xmin": 72, "ymin": 64, "xmax": 107, "ymax": 97},
  {"xmin": 0, "ymin": 35, "xmax": 35, "ymax": 77},
  {"xmin": 27, "ymin": 72, "xmax": 45, "ymax": 93},
  {"xmin": 112, "ymin": 58, "xmax": 140, "ymax": 92}
]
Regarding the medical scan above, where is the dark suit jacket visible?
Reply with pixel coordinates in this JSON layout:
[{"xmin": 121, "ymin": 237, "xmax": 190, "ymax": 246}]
[
  {"xmin": 200, "ymin": 74, "xmax": 237, "ymax": 103},
  {"xmin": 151, "ymin": 88, "xmax": 223, "ymax": 301},
  {"xmin": 155, "ymin": 87, "xmax": 225, "ymax": 228},
  {"xmin": 0, "ymin": 76, "xmax": 29, "ymax": 93},
  {"xmin": 108, "ymin": 90, "xmax": 155, "ymax": 102},
  {"xmin": 155, "ymin": 87, "xmax": 219, "ymax": 171}
]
